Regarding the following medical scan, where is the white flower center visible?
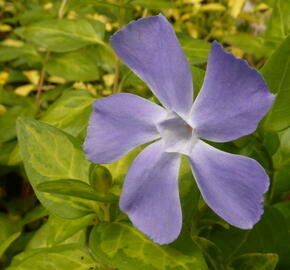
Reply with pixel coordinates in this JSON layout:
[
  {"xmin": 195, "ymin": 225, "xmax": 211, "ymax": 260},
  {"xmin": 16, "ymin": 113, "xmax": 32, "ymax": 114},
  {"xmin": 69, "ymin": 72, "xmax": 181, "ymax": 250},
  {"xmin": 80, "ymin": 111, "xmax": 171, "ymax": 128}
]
[{"xmin": 156, "ymin": 112, "xmax": 198, "ymax": 154}]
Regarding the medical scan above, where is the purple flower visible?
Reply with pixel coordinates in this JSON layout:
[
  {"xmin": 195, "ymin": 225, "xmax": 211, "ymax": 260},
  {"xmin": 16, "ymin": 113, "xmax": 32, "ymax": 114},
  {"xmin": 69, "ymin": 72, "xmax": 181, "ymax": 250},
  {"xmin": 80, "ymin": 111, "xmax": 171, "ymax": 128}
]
[{"xmin": 84, "ymin": 14, "xmax": 275, "ymax": 244}]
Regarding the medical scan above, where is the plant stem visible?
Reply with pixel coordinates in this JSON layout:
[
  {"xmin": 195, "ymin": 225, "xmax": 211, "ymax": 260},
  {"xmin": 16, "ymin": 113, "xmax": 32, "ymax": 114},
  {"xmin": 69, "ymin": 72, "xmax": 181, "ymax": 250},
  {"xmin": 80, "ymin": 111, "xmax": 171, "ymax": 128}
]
[
  {"xmin": 58, "ymin": 0, "xmax": 68, "ymax": 19},
  {"xmin": 35, "ymin": 0, "xmax": 68, "ymax": 107},
  {"xmin": 103, "ymin": 203, "xmax": 110, "ymax": 222},
  {"xmin": 112, "ymin": 58, "xmax": 121, "ymax": 94},
  {"xmin": 112, "ymin": 0, "xmax": 125, "ymax": 94},
  {"xmin": 35, "ymin": 51, "xmax": 50, "ymax": 107}
]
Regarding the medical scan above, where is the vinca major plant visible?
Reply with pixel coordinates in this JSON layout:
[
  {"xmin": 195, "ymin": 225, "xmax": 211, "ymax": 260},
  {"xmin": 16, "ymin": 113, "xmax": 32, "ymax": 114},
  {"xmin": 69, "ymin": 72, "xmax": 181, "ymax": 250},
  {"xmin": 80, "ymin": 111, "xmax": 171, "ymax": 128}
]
[
  {"xmin": 84, "ymin": 14, "xmax": 274, "ymax": 244},
  {"xmin": 1, "ymin": 1, "xmax": 290, "ymax": 269}
]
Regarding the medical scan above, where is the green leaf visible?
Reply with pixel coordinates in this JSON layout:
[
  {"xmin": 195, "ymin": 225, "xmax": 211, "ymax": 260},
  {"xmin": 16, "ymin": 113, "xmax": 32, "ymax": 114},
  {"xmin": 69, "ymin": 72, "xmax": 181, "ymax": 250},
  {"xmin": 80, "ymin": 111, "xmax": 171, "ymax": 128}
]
[
  {"xmin": 130, "ymin": 0, "xmax": 178, "ymax": 9},
  {"xmin": 274, "ymin": 201, "xmax": 290, "ymax": 229},
  {"xmin": 265, "ymin": 0, "xmax": 290, "ymax": 39},
  {"xmin": 0, "ymin": 45, "xmax": 38, "ymax": 63},
  {"xmin": 36, "ymin": 179, "xmax": 118, "ymax": 203},
  {"xmin": 21, "ymin": 205, "xmax": 48, "ymax": 226},
  {"xmin": 262, "ymin": 35, "xmax": 290, "ymax": 94},
  {"xmin": 26, "ymin": 213, "xmax": 96, "ymax": 249},
  {"xmin": 262, "ymin": 131, "xmax": 280, "ymax": 156},
  {"xmin": 7, "ymin": 244, "xmax": 98, "ymax": 270},
  {"xmin": 89, "ymin": 222, "xmax": 208, "ymax": 270},
  {"xmin": 90, "ymin": 165, "xmax": 113, "ymax": 194},
  {"xmin": 207, "ymin": 226, "xmax": 248, "ymax": 263},
  {"xmin": 263, "ymin": 87, "xmax": 290, "ymax": 131},
  {"xmin": 230, "ymin": 253, "xmax": 278, "ymax": 270},
  {"xmin": 179, "ymin": 156, "xmax": 200, "ymax": 227},
  {"xmin": 41, "ymin": 90, "xmax": 94, "ymax": 137},
  {"xmin": 17, "ymin": 8, "xmax": 54, "ymax": 25},
  {"xmin": 0, "ymin": 141, "xmax": 17, "ymax": 165},
  {"xmin": 194, "ymin": 237, "xmax": 225, "ymax": 270},
  {"xmin": 237, "ymin": 207, "xmax": 290, "ymax": 269},
  {"xmin": 104, "ymin": 146, "xmax": 142, "ymax": 185},
  {"xmin": 272, "ymin": 127, "xmax": 290, "ymax": 168},
  {"xmin": 272, "ymin": 160, "xmax": 290, "ymax": 195},
  {"xmin": 17, "ymin": 19, "xmax": 104, "ymax": 52},
  {"xmin": 16, "ymin": 118, "xmax": 94, "ymax": 219},
  {"xmin": 0, "ymin": 232, "xmax": 21, "ymax": 259},
  {"xmin": 0, "ymin": 102, "xmax": 37, "ymax": 144},
  {"xmin": 262, "ymin": 35, "xmax": 290, "ymax": 131},
  {"xmin": 0, "ymin": 213, "xmax": 21, "ymax": 258},
  {"xmin": 45, "ymin": 49, "xmax": 100, "ymax": 81},
  {"xmin": 192, "ymin": 66, "xmax": 205, "ymax": 98},
  {"xmin": 94, "ymin": 45, "xmax": 115, "ymax": 72},
  {"xmin": 178, "ymin": 36, "xmax": 210, "ymax": 65},
  {"xmin": 222, "ymin": 34, "xmax": 276, "ymax": 58},
  {"xmin": 0, "ymin": 90, "xmax": 29, "ymax": 106}
]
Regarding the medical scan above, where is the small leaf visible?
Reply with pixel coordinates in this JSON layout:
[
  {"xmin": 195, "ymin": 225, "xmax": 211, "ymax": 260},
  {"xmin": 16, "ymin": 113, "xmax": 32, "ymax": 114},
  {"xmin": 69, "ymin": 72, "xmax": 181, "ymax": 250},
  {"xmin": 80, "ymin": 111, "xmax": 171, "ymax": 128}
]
[
  {"xmin": 45, "ymin": 49, "xmax": 100, "ymax": 81},
  {"xmin": 17, "ymin": 19, "xmax": 104, "ymax": 52},
  {"xmin": 36, "ymin": 179, "xmax": 118, "ymax": 202}
]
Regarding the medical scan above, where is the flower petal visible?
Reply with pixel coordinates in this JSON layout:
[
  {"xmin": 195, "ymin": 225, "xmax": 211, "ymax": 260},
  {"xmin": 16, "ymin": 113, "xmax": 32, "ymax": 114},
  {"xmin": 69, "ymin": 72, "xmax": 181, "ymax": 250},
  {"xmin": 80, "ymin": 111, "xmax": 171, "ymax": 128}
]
[
  {"xmin": 120, "ymin": 140, "xmax": 182, "ymax": 244},
  {"xmin": 191, "ymin": 41, "xmax": 274, "ymax": 142},
  {"xmin": 188, "ymin": 140, "xmax": 269, "ymax": 229},
  {"xmin": 84, "ymin": 93, "xmax": 166, "ymax": 164},
  {"xmin": 110, "ymin": 14, "xmax": 193, "ymax": 117}
]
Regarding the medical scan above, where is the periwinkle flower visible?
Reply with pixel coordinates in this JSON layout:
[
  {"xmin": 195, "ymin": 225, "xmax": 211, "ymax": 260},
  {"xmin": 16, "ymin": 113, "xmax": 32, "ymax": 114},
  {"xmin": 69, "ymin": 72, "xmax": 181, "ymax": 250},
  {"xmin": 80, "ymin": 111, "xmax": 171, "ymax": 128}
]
[{"xmin": 84, "ymin": 14, "xmax": 275, "ymax": 244}]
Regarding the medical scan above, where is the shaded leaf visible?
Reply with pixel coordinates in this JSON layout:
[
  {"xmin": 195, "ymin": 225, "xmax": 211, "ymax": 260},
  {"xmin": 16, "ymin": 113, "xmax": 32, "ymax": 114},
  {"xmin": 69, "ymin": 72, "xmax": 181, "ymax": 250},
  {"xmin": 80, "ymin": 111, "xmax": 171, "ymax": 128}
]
[
  {"xmin": 230, "ymin": 253, "xmax": 278, "ymax": 270},
  {"xmin": 194, "ymin": 237, "xmax": 225, "ymax": 270}
]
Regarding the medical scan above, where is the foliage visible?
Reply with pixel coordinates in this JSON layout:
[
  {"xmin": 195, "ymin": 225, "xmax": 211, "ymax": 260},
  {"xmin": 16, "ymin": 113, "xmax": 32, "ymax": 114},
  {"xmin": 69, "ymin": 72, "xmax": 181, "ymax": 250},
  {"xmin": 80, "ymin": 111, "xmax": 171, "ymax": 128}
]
[{"xmin": 0, "ymin": 0, "xmax": 290, "ymax": 269}]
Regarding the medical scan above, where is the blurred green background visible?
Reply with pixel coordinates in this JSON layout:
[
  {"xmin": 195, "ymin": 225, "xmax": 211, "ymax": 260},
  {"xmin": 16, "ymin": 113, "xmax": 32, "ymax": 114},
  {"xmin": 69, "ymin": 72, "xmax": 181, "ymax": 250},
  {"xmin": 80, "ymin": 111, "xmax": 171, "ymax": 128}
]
[{"xmin": 0, "ymin": 0, "xmax": 290, "ymax": 269}]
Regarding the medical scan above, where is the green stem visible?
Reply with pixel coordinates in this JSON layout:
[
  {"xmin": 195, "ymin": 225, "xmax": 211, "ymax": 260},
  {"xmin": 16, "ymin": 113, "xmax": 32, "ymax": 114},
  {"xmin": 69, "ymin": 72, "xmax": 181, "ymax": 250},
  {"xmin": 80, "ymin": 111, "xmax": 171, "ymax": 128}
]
[
  {"xmin": 58, "ymin": 0, "xmax": 68, "ymax": 19},
  {"xmin": 112, "ymin": 0, "xmax": 125, "ymax": 94},
  {"xmin": 103, "ymin": 203, "xmax": 110, "ymax": 222}
]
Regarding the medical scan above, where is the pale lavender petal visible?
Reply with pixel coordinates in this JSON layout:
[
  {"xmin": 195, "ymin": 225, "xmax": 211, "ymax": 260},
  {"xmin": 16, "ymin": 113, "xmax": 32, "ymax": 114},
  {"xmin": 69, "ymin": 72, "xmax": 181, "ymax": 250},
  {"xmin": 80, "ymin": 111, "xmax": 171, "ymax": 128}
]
[
  {"xmin": 110, "ymin": 14, "xmax": 193, "ymax": 117},
  {"xmin": 84, "ymin": 93, "xmax": 166, "ymax": 164},
  {"xmin": 120, "ymin": 140, "xmax": 182, "ymax": 244},
  {"xmin": 188, "ymin": 140, "xmax": 269, "ymax": 229},
  {"xmin": 191, "ymin": 41, "xmax": 275, "ymax": 142}
]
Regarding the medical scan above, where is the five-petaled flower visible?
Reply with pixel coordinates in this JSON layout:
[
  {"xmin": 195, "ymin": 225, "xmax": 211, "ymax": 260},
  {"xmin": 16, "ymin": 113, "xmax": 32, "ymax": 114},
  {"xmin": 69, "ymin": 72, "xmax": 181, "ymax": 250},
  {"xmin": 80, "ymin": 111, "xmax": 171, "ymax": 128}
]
[{"xmin": 84, "ymin": 14, "xmax": 275, "ymax": 244}]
